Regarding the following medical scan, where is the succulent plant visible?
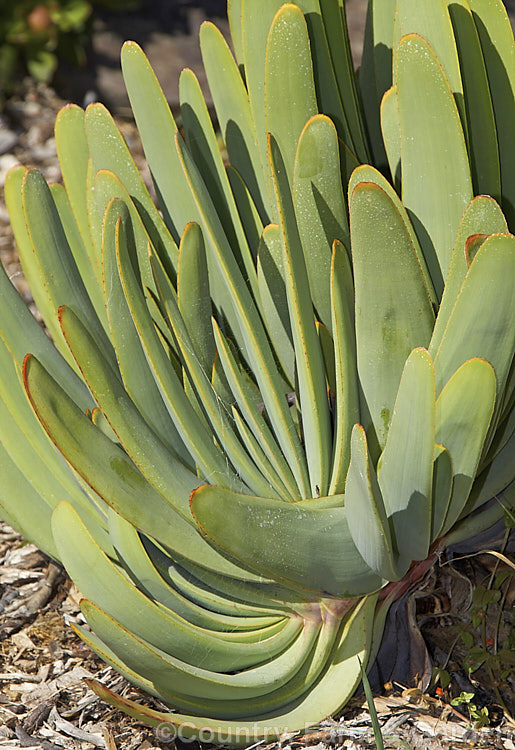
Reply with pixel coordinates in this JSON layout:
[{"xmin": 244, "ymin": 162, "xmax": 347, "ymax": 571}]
[{"xmin": 0, "ymin": 0, "xmax": 513, "ymax": 744}]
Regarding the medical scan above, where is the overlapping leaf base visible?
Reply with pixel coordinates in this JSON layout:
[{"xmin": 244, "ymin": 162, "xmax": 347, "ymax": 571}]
[{"xmin": 0, "ymin": 0, "xmax": 514, "ymax": 743}]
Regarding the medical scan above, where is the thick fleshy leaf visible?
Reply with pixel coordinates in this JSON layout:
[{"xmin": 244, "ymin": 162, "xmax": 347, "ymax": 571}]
[
  {"xmin": 191, "ymin": 485, "xmax": 382, "ymax": 597},
  {"xmin": 84, "ymin": 100, "xmax": 180, "ymax": 269},
  {"xmin": 468, "ymin": 0, "xmax": 515, "ymax": 228},
  {"xmin": 180, "ymin": 66, "xmax": 259, "ymax": 293},
  {"xmin": 23, "ymin": 354, "xmax": 260, "ymax": 580},
  {"xmin": 76, "ymin": 600, "xmax": 342, "ymax": 720},
  {"xmin": 265, "ymin": 4, "xmax": 318, "ymax": 191},
  {"xmin": 211, "ymin": 319, "xmax": 299, "ymax": 502},
  {"xmin": 435, "ymin": 358, "xmax": 496, "ymax": 534},
  {"xmin": 348, "ymin": 164, "xmax": 437, "ymax": 308},
  {"xmin": 84, "ymin": 595, "xmax": 376, "ymax": 746},
  {"xmin": 376, "ymin": 348, "xmax": 435, "ymax": 562},
  {"xmin": 395, "ymin": 0, "xmax": 465, "ymax": 129},
  {"xmin": 432, "ymin": 234, "xmax": 515, "ymax": 408},
  {"xmin": 380, "ymin": 86, "xmax": 401, "ymax": 191},
  {"xmin": 270, "ymin": 135, "xmax": 332, "ymax": 497},
  {"xmin": 112, "ymin": 200, "xmax": 246, "ymax": 491},
  {"xmin": 241, "ymin": 0, "xmax": 284, "ymax": 179},
  {"xmin": 108, "ymin": 507, "xmax": 285, "ymax": 627},
  {"xmin": 79, "ymin": 599, "xmax": 320, "ymax": 708},
  {"xmin": 51, "ymin": 183, "xmax": 107, "ymax": 329},
  {"xmin": 151, "ymin": 246, "xmax": 278, "ymax": 499},
  {"xmin": 226, "ymin": 165, "xmax": 265, "ymax": 256},
  {"xmin": 328, "ymin": 241, "xmax": 358, "ymax": 494},
  {"xmin": 52, "ymin": 502, "xmax": 296, "ymax": 672},
  {"xmin": 467, "ymin": 429, "xmax": 514, "ymax": 513},
  {"xmin": 359, "ymin": 0, "xmax": 396, "ymax": 167},
  {"xmin": 54, "ymin": 105, "xmax": 94, "ymax": 263},
  {"xmin": 199, "ymin": 21, "xmax": 269, "ymax": 222},
  {"xmin": 176, "ymin": 222, "xmax": 215, "ymax": 375},
  {"xmin": 0, "ymin": 441, "xmax": 58, "ymax": 559},
  {"xmin": 447, "ymin": 0, "xmax": 501, "ymax": 201},
  {"xmin": 58, "ymin": 304, "xmax": 204, "ymax": 515},
  {"xmin": 430, "ymin": 196, "xmax": 507, "ymax": 353},
  {"xmin": 118, "ymin": 43, "xmax": 197, "ymax": 245},
  {"xmin": 153, "ymin": 544, "xmax": 289, "ymax": 616},
  {"xmin": 257, "ymin": 224, "xmax": 295, "ymax": 386},
  {"xmin": 21, "ymin": 169, "xmax": 115, "ymax": 364},
  {"xmin": 4, "ymin": 166, "xmax": 74, "ymax": 362},
  {"xmin": 102, "ymin": 199, "xmax": 192, "ymax": 464},
  {"xmin": 175, "ymin": 131, "xmax": 310, "ymax": 496},
  {"xmin": 0, "ymin": 355, "xmax": 107, "ymax": 551},
  {"xmin": 431, "ymin": 444, "xmax": 453, "ymax": 540},
  {"xmin": 227, "ymin": 0, "xmax": 243, "ymax": 65},
  {"xmin": 0, "ymin": 258, "xmax": 90, "ymax": 409},
  {"xmin": 345, "ymin": 425, "xmax": 399, "ymax": 581},
  {"xmin": 318, "ymin": 0, "xmax": 370, "ymax": 161},
  {"xmin": 397, "ymin": 33, "xmax": 472, "ymax": 295},
  {"xmin": 351, "ymin": 180, "xmax": 434, "ymax": 456},
  {"xmin": 293, "ymin": 114, "xmax": 349, "ymax": 332}
]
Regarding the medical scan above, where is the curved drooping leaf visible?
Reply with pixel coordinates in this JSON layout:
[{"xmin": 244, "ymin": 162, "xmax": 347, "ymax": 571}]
[
  {"xmin": 84, "ymin": 595, "xmax": 376, "ymax": 747},
  {"xmin": 52, "ymin": 502, "xmax": 298, "ymax": 672},
  {"xmin": 77, "ymin": 600, "xmax": 325, "ymax": 715},
  {"xmin": 191, "ymin": 485, "xmax": 382, "ymax": 597}
]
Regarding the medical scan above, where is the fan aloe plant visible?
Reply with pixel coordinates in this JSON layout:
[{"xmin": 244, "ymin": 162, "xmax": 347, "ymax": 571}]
[{"xmin": 0, "ymin": 0, "xmax": 513, "ymax": 744}]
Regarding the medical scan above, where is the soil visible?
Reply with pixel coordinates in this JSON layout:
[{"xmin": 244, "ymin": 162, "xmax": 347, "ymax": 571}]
[{"xmin": 0, "ymin": 2, "xmax": 514, "ymax": 749}]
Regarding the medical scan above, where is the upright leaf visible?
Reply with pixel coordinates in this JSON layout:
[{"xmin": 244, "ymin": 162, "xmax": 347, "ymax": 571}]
[
  {"xmin": 293, "ymin": 115, "xmax": 349, "ymax": 332},
  {"xmin": 447, "ymin": 0, "xmax": 501, "ymax": 201},
  {"xmin": 397, "ymin": 34, "xmax": 472, "ymax": 296},
  {"xmin": 270, "ymin": 136, "xmax": 332, "ymax": 497},
  {"xmin": 436, "ymin": 358, "xmax": 496, "ymax": 534},
  {"xmin": 376, "ymin": 349, "xmax": 435, "ymax": 563},
  {"xmin": 351, "ymin": 181, "xmax": 434, "ymax": 456},
  {"xmin": 345, "ymin": 425, "xmax": 399, "ymax": 581},
  {"xmin": 468, "ymin": 0, "xmax": 515, "ymax": 228},
  {"xmin": 265, "ymin": 4, "xmax": 318, "ymax": 192}
]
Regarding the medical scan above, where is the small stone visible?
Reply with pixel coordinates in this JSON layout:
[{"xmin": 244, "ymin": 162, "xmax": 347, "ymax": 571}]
[{"xmin": 0, "ymin": 153, "xmax": 20, "ymax": 187}]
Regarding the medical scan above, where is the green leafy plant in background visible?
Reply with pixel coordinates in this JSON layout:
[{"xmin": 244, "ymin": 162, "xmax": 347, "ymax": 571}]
[
  {"xmin": 437, "ymin": 547, "xmax": 515, "ymax": 718},
  {"xmin": 0, "ymin": 0, "xmax": 137, "ymax": 93},
  {"xmin": 451, "ymin": 691, "xmax": 491, "ymax": 729},
  {"xmin": 0, "ymin": 0, "xmax": 513, "ymax": 744}
]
